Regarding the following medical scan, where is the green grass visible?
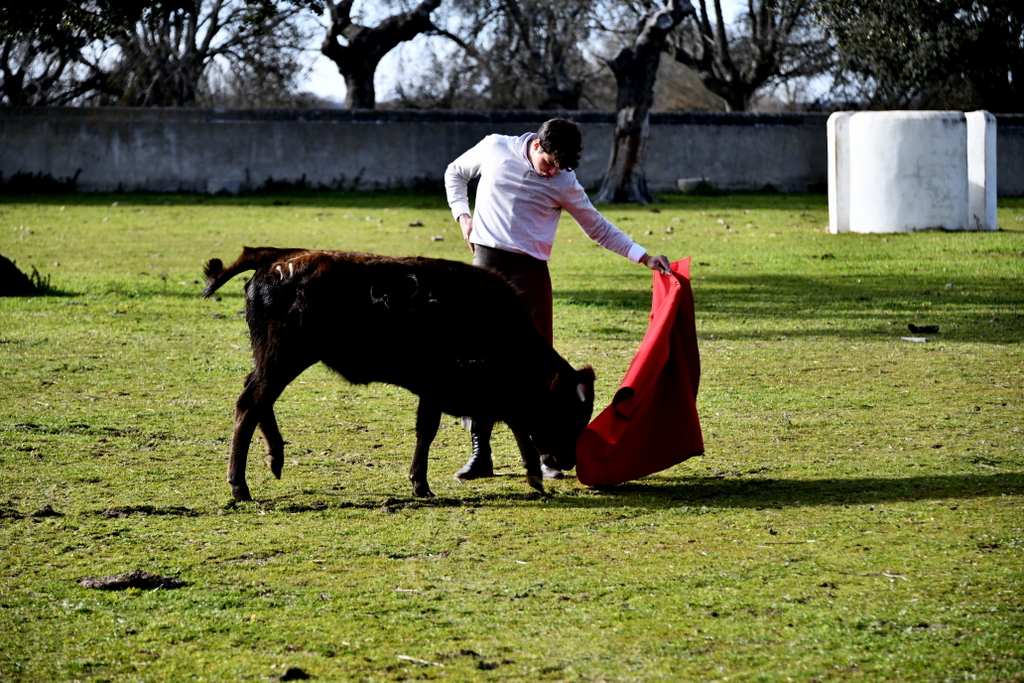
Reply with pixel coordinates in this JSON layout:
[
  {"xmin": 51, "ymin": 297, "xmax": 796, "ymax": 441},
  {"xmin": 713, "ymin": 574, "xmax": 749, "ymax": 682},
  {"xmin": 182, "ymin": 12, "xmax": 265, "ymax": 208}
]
[{"xmin": 1, "ymin": 191, "xmax": 1022, "ymax": 682}]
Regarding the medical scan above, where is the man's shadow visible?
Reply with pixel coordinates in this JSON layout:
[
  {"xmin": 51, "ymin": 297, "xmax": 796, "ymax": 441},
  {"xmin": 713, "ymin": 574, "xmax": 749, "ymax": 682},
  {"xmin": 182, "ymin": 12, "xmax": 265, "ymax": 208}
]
[
  {"xmin": 444, "ymin": 471, "xmax": 1024, "ymax": 510},
  {"xmin": 552, "ymin": 471, "xmax": 1023, "ymax": 509}
]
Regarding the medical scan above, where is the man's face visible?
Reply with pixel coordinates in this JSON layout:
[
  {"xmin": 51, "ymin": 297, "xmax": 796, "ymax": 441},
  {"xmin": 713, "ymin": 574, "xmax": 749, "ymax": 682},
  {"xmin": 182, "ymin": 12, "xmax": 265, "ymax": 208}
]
[{"xmin": 530, "ymin": 140, "xmax": 561, "ymax": 179}]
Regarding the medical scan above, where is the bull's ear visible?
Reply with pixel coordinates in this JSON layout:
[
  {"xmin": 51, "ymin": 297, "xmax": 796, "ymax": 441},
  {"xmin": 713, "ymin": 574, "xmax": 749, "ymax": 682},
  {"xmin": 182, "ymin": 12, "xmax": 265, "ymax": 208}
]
[{"xmin": 577, "ymin": 364, "xmax": 596, "ymax": 385}]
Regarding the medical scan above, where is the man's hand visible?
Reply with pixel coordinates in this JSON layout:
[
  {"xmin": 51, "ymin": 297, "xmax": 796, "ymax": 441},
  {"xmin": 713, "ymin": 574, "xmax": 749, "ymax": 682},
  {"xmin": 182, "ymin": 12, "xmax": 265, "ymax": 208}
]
[
  {"xmin": 458, "ymin": 213, "xmax": 475, "ymax": 253},
  {"xmin": 641, "ymin": 253, "xmax": 673, "ymax": 275}
]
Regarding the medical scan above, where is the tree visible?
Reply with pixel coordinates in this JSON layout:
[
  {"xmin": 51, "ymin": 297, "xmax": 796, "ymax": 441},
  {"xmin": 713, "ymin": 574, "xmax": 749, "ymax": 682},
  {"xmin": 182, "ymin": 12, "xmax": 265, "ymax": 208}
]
[
  {"xmin": 199, "ymin": 18, "xmax": 320, "ymax": 107},
  {"xmin": 320, "ymin": 0, "xmax": 445, "ymax": 109},
  {"xmin": 390, "ymin": 44, "xmax": 479, "ymax": 109},
  {"xmin": 471, "ymin": 0, "xmax": 599, "ymax": 110},
  {"xmin": 816, "ymin": 0, "xmax": 1024, "ymax": 112},
  {"xmin": 389, "ymin": 0, "xmax": 610, "ymax": 111},
  {"xmin": 1, "ymin": 1, "xmax": 317, "ymax": 108},
  {"xmin": 0, "ymin": 1, "xmax": 139, "ymax": 106},
  {"xmin": 671, "ymin": 0, "xmax": 831, "ymax": 112},
  {"xmin": 87, "ymin": 0, "xmax": 310, "ymax": 107},
  {"xmin": 594, "ymin": 0, "xmax": 695, "ymax": 204}
]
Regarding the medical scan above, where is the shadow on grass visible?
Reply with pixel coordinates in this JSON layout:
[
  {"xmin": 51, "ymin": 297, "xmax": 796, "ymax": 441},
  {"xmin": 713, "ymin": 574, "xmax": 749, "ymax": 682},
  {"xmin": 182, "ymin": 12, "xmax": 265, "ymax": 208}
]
[
  {"xmin": 559, "ymin": 271, "xmax": 1024, "ymax": 344},
  {"xmin": 564, "ymin": 471, "xmax": 1024, "ymax": 509},
  {"xmin": 233, "ymin": 472, "xmax": 1023, "ymax": 513},
  {"xmin": 0, "ymin": 285, "xmax": 79, "ymax": 298}
]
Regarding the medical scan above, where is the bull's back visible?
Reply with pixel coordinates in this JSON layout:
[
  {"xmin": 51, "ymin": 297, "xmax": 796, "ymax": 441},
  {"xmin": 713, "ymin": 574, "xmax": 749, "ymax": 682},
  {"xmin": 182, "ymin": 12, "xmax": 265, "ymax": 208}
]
[{"xmin": 243, "ymin": 250, "xmax": 550, "ymax": 409}]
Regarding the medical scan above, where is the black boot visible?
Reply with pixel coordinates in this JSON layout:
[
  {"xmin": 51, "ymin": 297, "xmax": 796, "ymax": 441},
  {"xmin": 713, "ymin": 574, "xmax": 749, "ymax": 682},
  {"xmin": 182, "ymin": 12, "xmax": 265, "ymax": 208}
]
[
  {"xmin": 454, "ymin": 423, "xmax": 494, "ymax": 480},
  {"xmin": 540, "ymin": 453, "xmax": 565, "ymax": 479},
  {"xmin": 541, "ymin": 463, "xmax": 565, "ymax": 479}
]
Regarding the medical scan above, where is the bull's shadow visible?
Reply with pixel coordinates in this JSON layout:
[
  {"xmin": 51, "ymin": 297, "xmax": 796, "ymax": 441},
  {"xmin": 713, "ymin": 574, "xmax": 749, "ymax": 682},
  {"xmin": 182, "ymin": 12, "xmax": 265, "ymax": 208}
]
[
  {"xmin": 372, "ymin": 471, "xmax": 1022, "ymax": 511},
  {"xmin": 258, "ymin": 471, "xmax": 1023, "ymax": 512}
]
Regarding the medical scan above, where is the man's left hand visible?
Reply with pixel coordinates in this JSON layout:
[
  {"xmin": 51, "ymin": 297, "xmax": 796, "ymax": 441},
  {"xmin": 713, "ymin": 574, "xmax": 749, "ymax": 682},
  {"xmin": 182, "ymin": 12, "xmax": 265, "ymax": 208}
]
[{"xmin": 644, "ymin": 254, "xmax": 673, "ymax": 275}]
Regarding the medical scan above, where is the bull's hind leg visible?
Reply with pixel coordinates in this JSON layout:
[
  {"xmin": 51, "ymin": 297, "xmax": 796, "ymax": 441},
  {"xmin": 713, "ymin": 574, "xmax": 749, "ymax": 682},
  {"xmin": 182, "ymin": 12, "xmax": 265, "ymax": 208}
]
[
  {"xmin": 258, "ymin": 408, "xmax": 286, "ymax": 479},
  {"xmin": 228, "ymin": 362, "xmax": 310, "ymax": 501},
  {"xmin": 410, "ymin": 397, "xmax": 441, "ymax": 498},
  {"xmin": 229, "ymin": 375, "xmax": 263, "ymax": 502}
]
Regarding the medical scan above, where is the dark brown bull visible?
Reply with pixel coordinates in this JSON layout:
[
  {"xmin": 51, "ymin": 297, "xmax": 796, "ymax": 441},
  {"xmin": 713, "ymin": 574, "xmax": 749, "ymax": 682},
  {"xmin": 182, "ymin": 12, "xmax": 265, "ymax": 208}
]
[{"xmin": 202, "ymin": 247, "xmax": 595, "ymax": 501}]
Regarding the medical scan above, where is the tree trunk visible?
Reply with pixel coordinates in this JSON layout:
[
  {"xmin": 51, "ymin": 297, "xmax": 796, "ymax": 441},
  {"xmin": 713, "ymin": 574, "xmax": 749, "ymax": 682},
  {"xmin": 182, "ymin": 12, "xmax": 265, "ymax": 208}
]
[
  {"xmin": 597, "ymin": 104, "xmax": 653, "ymax": 203},
  {"xmin": 595, "ymin": 0, "xmax": 694, "ymax": 204},
  {"xmin": 322, "ymin": 0, "xmax": 442, "ymax": 109},
  {"xmin": 342, "ymin": 65, "xmax": 376, "ymax": 110}
]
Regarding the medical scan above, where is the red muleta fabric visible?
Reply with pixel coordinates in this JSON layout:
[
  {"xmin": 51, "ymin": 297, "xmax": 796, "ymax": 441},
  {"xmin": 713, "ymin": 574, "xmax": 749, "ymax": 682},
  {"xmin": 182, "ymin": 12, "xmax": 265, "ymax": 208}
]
[{"xmin": 576, "ymin": 258, "xmax": 703, "ymax": 486}]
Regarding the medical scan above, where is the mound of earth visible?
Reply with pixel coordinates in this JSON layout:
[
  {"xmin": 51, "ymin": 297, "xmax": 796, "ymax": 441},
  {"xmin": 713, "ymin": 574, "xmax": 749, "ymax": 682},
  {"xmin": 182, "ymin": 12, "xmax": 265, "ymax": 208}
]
[
  {"xmin": 79, "ymin": 570, "xmax": 185, "ymax": 591},
  {"xmin": 0, "ymin": 254, "xmax": 37, "ymax": 296}
]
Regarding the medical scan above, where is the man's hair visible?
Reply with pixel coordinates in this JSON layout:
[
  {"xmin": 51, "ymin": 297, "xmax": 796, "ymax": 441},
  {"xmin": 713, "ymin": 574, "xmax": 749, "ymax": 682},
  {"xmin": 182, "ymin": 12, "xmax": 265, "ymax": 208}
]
[{"xmin": 537, "ymin": 118, "xmax": 583, "ymax": 171}]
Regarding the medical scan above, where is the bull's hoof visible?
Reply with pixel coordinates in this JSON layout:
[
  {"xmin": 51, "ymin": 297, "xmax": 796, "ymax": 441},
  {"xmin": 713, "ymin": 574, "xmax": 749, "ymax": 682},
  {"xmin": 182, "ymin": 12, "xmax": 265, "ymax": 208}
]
[
  {"xmin": 231, "ymin": 484, "xmax": 252, "ymax": 502},
  {"xmin": 526, "ymin": 474, "xmax": 545, "ymax": 494},
  {"xmin": 411, "ymin": 480, "xmax": 434, "ymax": 498},
  {"xmin": 267, "ymin": 455, "xmax": 283, "ymax": 479}
]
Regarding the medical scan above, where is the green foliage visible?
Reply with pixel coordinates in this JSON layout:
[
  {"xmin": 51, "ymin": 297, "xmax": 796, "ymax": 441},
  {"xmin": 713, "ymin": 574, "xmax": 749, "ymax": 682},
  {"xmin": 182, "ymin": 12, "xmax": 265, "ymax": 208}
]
[
  {"xmin": 815, "ymin": 0, "xmax": 1024, "ymax": 111},
  {"xmin": 1, "ymin": 191, "xmax": 1022, "ymax": 681},
  {"xmin": 0, "ymin": 0, "xmax": 316, "ymax": 108},
  {"xmin": 0, "ymin": 1, "xmax": 145, "ymax": 106}
]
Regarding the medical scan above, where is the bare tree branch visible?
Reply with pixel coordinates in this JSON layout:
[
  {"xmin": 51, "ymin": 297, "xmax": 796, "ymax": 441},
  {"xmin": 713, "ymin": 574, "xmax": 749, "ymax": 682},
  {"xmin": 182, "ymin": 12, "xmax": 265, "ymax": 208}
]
[{"xmin": 671, "ymin": 0, "xmax": 827, "ymax": 111}]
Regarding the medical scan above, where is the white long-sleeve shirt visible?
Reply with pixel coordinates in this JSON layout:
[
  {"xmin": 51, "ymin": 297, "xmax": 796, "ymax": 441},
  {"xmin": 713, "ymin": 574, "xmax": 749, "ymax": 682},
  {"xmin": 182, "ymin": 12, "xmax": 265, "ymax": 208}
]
[{"xmin": 444, "ymin": 133, "xmax": 647, "ymax": 263}]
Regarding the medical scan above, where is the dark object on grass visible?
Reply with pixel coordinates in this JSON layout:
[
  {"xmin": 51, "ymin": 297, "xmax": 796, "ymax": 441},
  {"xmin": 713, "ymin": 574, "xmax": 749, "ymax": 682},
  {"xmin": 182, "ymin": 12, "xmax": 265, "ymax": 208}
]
[
  {"xmin": 201, "ymin": 247, "xmax": 595, "ymax": 501},
  {"xmin": 908, "ymin": 324, "xmax": 939, "ymax": 334},
  {"xmin": 277, "ymin": 667, "xmax": 312, "ymax": 681},
  {"xmin": 98, "ymin": 505, "xmax": 198, "ymax": 518},
  {"xmin": 1, "ymin": 254, "xmax": 40, "ymax": 296},
  {"xmin": 78, "ymin": 570, "xmax": 185, "ymax": 591},
  {"xmin": 30, "ymin": 504, "xmax": 63, "ymax": 518}
]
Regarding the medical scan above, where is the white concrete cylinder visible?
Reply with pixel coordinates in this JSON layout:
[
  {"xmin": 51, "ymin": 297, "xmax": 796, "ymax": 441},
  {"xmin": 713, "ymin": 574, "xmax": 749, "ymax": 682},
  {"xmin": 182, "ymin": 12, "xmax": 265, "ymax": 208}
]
[
  {"xmin": 827, "ymin": 112, "xmax": 852, "ymax": 233},
  {"xmin": 966, "ymin": 110, "xmax": 998, "ymax": 230},
  {"xmin": 848, "ymin": 111, "xmax": 969, "ymax": 233}
]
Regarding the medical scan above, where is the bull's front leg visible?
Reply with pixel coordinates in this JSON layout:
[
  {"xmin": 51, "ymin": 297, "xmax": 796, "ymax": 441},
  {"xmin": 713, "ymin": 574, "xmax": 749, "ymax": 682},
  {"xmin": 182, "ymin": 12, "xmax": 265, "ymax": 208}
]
[
  {"xmin": 410, "ymin": 397, "xmax": 441, "ymax": 497},
  {"xmin": 508, "ymin": 422, "xmax": 545, "ymax": 494}
]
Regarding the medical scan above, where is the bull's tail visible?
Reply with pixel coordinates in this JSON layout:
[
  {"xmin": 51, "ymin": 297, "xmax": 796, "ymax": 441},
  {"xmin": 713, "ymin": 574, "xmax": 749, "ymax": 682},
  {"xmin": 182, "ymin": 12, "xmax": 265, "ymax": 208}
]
[{"xmin": 202, "ymin": 246, "xmax": 306, "ymax": 298}]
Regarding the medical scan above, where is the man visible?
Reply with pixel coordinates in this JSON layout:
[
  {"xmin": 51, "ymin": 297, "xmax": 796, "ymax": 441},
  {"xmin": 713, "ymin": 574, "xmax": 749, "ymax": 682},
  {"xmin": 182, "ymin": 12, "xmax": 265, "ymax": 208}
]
[{"xmin": 444, "ymin": 117, "xmax": 672, "ymax": 481}]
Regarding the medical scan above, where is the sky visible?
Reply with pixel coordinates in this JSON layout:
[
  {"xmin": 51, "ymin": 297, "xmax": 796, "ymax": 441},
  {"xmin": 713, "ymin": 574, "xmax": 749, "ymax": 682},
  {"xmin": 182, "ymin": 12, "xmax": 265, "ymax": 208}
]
[{"xmin": 299, "ymin": 0, "xmax": 750, "ymax": 103}]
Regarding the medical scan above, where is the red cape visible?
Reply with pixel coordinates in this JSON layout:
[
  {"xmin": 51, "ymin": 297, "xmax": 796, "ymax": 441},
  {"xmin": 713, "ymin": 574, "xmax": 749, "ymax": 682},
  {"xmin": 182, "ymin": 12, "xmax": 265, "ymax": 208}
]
[{"xmin": 576, "ymin": 258, "xmax": 703, "ymax": 486}]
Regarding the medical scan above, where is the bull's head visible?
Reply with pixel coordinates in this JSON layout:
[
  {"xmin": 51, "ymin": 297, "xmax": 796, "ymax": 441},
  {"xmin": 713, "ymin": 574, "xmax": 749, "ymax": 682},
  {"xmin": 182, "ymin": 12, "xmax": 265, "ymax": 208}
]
[{"xmin": 532, "ymin": 365, "xmax": 595, "ymax": 471}]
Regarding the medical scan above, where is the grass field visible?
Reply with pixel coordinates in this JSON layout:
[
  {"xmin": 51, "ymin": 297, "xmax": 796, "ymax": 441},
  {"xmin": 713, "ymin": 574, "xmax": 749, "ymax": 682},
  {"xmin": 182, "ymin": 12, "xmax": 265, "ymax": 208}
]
[{"xmin": 1, "ymin": 190, "xmax": 1022, "ymax": 682}]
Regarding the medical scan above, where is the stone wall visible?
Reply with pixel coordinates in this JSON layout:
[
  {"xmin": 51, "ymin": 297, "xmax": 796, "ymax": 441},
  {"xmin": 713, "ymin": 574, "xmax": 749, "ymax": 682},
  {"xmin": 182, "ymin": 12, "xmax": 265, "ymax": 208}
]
[{"xmin": 1, "ymin": 107, "xmax": 1021, "ymax": 196}]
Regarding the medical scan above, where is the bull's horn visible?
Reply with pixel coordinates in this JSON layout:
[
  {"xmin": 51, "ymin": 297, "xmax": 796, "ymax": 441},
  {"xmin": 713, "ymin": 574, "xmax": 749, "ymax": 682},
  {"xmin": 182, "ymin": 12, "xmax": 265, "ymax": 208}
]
[{"xmin": 576, "ymin": 383, "xmax": 586, "ymax": 402}]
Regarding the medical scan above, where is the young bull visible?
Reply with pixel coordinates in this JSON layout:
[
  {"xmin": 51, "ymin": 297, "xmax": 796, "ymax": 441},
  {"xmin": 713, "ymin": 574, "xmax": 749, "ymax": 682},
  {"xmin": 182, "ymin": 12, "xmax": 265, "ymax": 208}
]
[{"xmin": 202, "ymin": 247, "xmax": 595, "ymax": 501}]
